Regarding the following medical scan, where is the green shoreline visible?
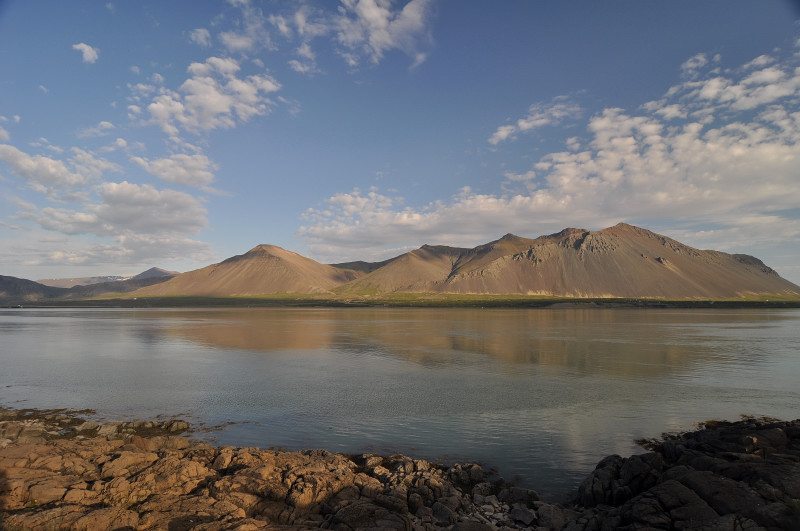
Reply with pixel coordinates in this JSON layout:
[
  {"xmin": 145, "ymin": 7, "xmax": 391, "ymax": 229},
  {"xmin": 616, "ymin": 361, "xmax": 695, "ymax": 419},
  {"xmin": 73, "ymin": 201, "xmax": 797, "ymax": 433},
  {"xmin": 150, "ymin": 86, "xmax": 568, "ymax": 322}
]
[{"xmin": 6, "ymin": 294, "xmax": 800, "ymax": 309}]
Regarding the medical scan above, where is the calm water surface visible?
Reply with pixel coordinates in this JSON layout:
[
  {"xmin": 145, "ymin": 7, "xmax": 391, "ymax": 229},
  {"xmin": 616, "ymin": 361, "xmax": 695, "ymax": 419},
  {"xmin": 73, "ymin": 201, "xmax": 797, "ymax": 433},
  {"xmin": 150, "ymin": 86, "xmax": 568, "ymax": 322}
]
[{"xmin": 1, "ymin": 307, "xmax": 798, "ymax": 499}]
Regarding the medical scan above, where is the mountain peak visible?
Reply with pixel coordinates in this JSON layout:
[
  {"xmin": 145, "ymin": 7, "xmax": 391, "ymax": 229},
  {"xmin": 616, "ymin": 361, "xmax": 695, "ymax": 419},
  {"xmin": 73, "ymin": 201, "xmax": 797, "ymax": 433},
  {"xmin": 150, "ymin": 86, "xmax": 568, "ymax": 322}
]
[{"xmin": 132, "ymin": 267, "xmax": 177, "ymax": 280}]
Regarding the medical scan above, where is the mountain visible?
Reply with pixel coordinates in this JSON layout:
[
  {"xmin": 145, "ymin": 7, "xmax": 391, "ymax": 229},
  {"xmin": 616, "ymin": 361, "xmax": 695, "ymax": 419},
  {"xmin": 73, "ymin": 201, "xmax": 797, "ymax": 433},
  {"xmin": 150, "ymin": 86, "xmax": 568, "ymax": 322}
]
[
  {"xmin": 131, "ymin": 267, "xmax": 179, "ymax": 280},
  {"xmin": 338, "ymin": 245, "xmax": 469, "ymax": 294},
  {"xmin": 1, "ymin": 267, "xmax": 178, "ymax": 303},
  {"xmin": 5, "ymin": 224, "xmax": 799, "ymax": 302},
  {"xmin": 345, "ymin": 223, "xmax": 799, "ymax": 298},
  {"xmin": 0, "ymin": 275, "xmax": 68, "ymax": 301},
  {"xmin": 133, "ymin": 245, "xmax": 358, "ymax": 297},
  {"xmin": 65, "ymin": 275, "xmax": 178, "ymax": 298},
  {"xmin": 37, "ymin": 275, "xmax": 128, "ymax": 288},
  {"xmin": 37, "ymin": 267, "xmax": 178, "ymax": 288}
]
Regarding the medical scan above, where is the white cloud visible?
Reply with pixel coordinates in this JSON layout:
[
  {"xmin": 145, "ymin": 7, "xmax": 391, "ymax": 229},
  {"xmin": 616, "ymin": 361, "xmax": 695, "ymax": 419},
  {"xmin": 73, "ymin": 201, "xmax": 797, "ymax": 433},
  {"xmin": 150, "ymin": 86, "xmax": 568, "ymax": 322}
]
[
  {"xmin": 189, "ymin": 28, "xmax": 212, "ymax": 47},
  {"xmin": 9, "ymin": 232, "xmax": 215, "ymax": 270},
  {"xmin": 488, "ymin": 125, "xmax": 515, "ymax": 146},
  {"xmin": 131, "ymin": 153, "xmax": 217, "ymax": 187},
  {"xmin": 30, "ymin": 181, "xmax": 207, "ymax": 238},
  {"xmin": 334, "ymin": 0, "xmax": 435, "ymax": 67},
  {"xmin": 218, "ymin": 0, "xmax": 273, "ymax": 53},
  {"xmin": 98, "ymin": 137, "xmax": 128, "ymax": 153},
  {"xmin": 0, "ymin": 144, "xmax": 97, "ymax": 190},
  {"xmin": 289, "ymin": 42, "xmax": 320, "ymax": 75},
  {"xmin": 680, "ymin": 53, "xmax": 708, "ymax": 76},
  {"xmin": 300, "ymin": 49, "xmax": 800, "ymax": 265},
  {"xmin": 0, "ymin": 125, "xmax": 9, "ymax": 142},
  {"xmin": 68, "ymin": 148, "xmax": 120, "ymax": 181},
  {"xmin": 72, "ymin": 42, "xmax": 99, "ymax": 64},
  {"xmin": 78, "ymin": 120, "xmax": 115, "ymax": 138},
  {"xmin": 269, "ymin": 14, "xmax": 292, "ymax": 38},
  {"xmin": 145, "ymin": 56, "xmax": 281, "ymax": 137},
  {"xmin": 489, "ymin": 99, "xmax": 582, "ymax": 145},
  {"xmin": 38, "ymin": 85, "xmax": 48, "ymax": 94}
]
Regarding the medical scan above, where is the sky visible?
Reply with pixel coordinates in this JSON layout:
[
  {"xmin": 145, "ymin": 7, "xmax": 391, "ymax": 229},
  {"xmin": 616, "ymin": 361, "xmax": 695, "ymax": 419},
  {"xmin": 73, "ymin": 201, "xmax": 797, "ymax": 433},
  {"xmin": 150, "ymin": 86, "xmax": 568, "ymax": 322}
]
[{"xmin": 1, "ymin": 1, "xmax": 800, "ymax": 285}]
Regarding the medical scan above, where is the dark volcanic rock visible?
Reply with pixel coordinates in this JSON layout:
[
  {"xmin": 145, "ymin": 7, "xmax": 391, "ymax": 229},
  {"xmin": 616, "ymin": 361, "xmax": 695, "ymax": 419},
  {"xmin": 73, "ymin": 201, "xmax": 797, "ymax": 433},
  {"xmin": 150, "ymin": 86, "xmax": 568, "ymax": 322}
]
[{"xmin": 571, "ymin": 418, "xmax": 800, "ymax": 530}]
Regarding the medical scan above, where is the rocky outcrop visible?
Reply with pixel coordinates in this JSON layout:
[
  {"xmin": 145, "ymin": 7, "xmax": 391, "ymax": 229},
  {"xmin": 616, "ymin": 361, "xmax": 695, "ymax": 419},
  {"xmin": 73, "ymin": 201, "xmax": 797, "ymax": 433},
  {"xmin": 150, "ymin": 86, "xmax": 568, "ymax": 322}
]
[
  {"xmin": 2, "ymin": 409, "xmax": 799, "ymax": 530},
  {"xmin": 570, "ymin": 418, "xmax": 800, "ymax": 530},
  {"xmin": 0, "ymin": 408, "xmax": 562, "ymax": 530}
]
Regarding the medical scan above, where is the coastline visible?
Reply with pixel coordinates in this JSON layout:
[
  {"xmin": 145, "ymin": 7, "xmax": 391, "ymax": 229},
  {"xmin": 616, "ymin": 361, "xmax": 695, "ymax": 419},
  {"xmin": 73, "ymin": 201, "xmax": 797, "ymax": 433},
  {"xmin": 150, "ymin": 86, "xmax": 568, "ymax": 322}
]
[
  {"xmin": 5, "ymin": 293, "xmax": 800, "ymax": 309},
  {"xmin": 1, "ymin": 408, "xmax": 799, "ymax": 530}
]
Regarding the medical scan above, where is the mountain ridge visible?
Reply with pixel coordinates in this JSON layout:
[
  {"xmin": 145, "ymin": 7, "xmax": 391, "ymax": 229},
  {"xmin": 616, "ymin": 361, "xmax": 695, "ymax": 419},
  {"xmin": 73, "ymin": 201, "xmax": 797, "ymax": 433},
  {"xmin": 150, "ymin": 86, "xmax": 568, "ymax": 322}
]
[{"xmin": 3, "ymin": 224, "xmax": 799, "ymax": 302}]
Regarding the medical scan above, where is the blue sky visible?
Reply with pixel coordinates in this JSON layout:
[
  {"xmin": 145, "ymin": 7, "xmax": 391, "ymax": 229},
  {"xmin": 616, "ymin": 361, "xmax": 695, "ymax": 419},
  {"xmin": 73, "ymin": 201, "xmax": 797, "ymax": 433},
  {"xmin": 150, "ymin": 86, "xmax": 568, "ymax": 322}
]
[{"xmin": 1, "ymin": 1, "xmax": 799, "ymax": 285}]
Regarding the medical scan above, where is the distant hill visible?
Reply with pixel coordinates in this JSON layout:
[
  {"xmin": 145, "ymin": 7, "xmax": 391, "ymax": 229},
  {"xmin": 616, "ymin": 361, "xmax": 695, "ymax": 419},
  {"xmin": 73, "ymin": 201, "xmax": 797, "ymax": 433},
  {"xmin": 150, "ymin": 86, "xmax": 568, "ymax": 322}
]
[
  {"xmin": 132, "ymin": 245, "xmax": 358, "ymax": 297},
  {"xmin": 0, "ymin": 275, "xmax": 68, "ymax": 301},
  {"xmin": 37, "ymin": 275, "xmax": 128, "ymax": 288},
  {"xmin": 37, "ymin": 267, "xmax": 178, "ymax": 288},
  {"xmin": 1, "ymin": 267, "xmax": 177, "ymax": 303},
  {"xmin": 131, "ymin": 267, "xmax": 178, "ymax": 280},
  {"xmin": 128, "ymin": 223, "xmax": 800, "ymax": 300}
]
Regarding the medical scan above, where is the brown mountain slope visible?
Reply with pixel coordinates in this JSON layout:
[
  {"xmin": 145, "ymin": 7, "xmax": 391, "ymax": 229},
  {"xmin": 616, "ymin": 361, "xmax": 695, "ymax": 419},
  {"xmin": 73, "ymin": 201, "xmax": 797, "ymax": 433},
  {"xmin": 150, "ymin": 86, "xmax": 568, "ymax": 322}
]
[
  {"xmin": 341, "ymin": 223, "xmax": 799, "ymax": 298},
  {"xmin": 133, "ymin": 245, "xmax": 356, "ymax": 297},
  {"xmin": 437, "ymin": 223, "xmax": 799, "ymax": 297},
  {"xmin": 337, "ymin": 245, "xmax": 469, "ymax": 294}
]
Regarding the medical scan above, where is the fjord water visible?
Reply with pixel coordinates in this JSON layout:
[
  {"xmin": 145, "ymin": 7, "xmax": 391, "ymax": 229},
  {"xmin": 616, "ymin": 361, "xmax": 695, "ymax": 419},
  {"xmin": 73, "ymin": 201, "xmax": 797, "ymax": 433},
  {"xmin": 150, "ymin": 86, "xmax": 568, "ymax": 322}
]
[{"xmin": 1, "ymin": 307, "xmax": 798, "ymax": 498}]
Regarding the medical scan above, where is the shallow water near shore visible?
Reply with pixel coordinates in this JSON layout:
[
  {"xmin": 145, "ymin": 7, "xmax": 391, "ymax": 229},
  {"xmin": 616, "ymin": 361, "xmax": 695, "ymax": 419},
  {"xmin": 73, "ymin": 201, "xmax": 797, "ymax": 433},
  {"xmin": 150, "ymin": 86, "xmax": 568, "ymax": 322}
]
[{"xmin": 1, "ymin": 307, "xmax": 799, "ymax": 499}]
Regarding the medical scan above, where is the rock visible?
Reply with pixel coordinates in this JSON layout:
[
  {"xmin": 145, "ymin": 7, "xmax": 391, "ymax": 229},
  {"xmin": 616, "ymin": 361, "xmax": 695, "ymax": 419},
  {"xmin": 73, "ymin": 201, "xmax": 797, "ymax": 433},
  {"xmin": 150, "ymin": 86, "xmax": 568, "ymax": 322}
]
[
  {"xmin": 72, "ymin": 506, "xmax": 139, "ymax": 530},
  {"xmin": 163, "ymin": 419, "xmax": 191, "ymax": 432},
  {"xmin": 75, "ymin": 421, "xmax": 99, "ymax": 432},
  {"xmin": 332, "ymin": 499, "xmax": 411, "ymax": 530},
  {"xmin": 451, "ymin": 522, "xmax": 495, "ymax": 531},
  {"xmin": 2, "ymin": 407, "xmax": 800, "ymax": 531},
  {"xmin": 536, "ymin": 503, "xmax": 566, "ymax": 529},
  {"xmin": 498, "ymin": 485, "xmax": 539, "ymax": 506},
  {"xmin": 431, "ymin": 501, "xmax": 457, "ymax": 525},
  {"xmin": 96, "ymin": 422, "xmax": 122, "ymax": 437},
  {"xmin": 509, "ymin": 506, "xmax": 537, "ymax": 526},
  {"xmin": 100, "ymin": 450, "xmax": 158, "ymax": 478}
]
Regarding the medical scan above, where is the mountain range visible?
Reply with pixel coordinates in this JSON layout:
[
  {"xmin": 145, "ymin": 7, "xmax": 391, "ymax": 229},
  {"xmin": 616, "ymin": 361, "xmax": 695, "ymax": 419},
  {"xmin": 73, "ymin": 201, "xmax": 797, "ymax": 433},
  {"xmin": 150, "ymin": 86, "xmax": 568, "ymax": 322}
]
[
  {"xmin": 0, "ymin": 268, "xmax": 177, "ymax": 302},
  {"xmin": 36, "ymin": 267, "xmax": 178, "ymax": 288},
  {"xmin": 2, "ymin": 224, "xmax": 799, "ymax": 303},
  {"xmin": 132, "ymin": 223, "xmax": 799, "ymax": 300}
]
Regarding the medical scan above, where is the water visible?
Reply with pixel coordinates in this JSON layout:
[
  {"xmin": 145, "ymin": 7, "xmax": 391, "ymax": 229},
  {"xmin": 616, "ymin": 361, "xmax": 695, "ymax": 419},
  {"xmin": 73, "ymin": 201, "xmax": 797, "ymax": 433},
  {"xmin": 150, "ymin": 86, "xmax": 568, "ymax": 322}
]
[{"xmin": 1, "ymin": 307, "xmax": 798, "ymax": 499}]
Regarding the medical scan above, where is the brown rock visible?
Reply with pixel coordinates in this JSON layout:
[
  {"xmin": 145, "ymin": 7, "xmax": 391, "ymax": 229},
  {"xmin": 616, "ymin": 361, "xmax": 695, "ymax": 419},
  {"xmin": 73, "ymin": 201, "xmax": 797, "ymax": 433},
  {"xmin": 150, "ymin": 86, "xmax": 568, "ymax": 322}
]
[{"xmin": 72, "ymin": 506, "xmax": 139, "ymax": 530}]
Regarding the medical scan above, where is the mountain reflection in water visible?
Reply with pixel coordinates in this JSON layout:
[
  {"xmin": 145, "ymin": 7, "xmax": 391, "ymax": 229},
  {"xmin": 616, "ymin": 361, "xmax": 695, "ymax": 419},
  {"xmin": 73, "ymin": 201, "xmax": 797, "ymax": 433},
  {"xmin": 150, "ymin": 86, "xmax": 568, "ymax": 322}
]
[{"xmin": 1, "ymin": 307, "xmax": 798, "ymax": 499}]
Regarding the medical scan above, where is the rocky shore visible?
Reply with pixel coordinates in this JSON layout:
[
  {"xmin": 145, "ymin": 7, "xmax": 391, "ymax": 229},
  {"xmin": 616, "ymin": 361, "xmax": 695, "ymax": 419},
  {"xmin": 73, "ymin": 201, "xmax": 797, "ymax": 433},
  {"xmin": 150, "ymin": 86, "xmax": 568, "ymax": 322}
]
[{"xmin": 1, "ymin": 408, "xmax": 799, "ymax": 530}]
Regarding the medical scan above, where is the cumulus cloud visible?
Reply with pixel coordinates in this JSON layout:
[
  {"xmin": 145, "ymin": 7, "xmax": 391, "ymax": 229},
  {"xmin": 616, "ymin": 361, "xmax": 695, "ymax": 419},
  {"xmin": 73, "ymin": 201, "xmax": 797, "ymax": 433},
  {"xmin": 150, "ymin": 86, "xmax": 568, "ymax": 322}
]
[
  {"xmin": 8, "ymin": 233, "xmax": 215, "ymax": 270},
  {"xmin": 145, "ymin": 56, "xmax": 281, "ymax": 138},
  {"xmin": 0, "ymin": 125, "xmax": 9, "ymax": 142},
  {"xmin": 489, "ymin": 99, "xmax": 582, "ymax": 145},
  {"xmin": 72, "ymin": 43, "xmax": 99, "ymax": 63},
  {"xmin": 131, "ymin": 153, "xmax": 217, "ymax": 187},
  {"xmin": 0, "ymin": 144, "xmax": 117, "ymax": 193},
  {"xmin": 29, "ymin": 181, "xmax": 207, "ymax": 238},
  {"xmin": 300, "ymin": 49, "xmax": 800, "ymax": 264}
]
